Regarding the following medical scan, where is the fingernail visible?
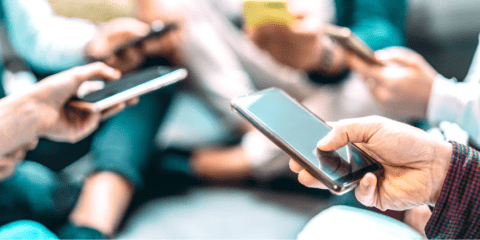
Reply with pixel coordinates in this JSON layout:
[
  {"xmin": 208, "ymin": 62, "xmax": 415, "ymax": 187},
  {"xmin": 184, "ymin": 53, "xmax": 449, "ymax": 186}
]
[{"xmin": 363, "ymin": 181, "xmax": 370, "ymax": 188}]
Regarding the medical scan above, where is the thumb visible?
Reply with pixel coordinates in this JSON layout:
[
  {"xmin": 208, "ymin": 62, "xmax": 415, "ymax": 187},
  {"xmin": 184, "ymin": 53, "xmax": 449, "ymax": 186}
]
[{"xmin": 317, "ymin": 116, "xmax": 386, "ymax": 151}]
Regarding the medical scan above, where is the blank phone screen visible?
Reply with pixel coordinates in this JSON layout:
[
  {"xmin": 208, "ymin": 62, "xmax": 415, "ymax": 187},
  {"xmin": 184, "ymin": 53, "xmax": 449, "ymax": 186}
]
[{"xmin": 234, "ymin": 89, "xmax": 378, "ymax": 183}]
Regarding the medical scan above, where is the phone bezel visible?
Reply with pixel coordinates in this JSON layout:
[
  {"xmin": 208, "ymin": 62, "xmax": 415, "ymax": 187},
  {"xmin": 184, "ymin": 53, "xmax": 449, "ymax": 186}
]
[{"xmin": 231, "ymin": 88, "xmax": 383, "ymax": 195}]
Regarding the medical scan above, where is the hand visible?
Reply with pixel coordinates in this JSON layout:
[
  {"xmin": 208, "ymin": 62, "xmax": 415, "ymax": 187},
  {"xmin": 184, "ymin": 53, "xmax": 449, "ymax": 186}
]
[
  {"xmin": 32, "ymin": 62, "xmax": 137, "ymax": 143},
  {"xmin": 289, "ymin": 116, "xmax": 453, "ymax": 211},
  {"xmin": 246, "ymin": 15, "xmax": 323, "ymax": 70},
  {"xmin": 346, "ymin": 47, "xmax": 438, "ymax": 120},
  {"xmin": 0, "ymin": 139, "xmax": 38, "ymax": 181},
  {"xmin": 86, "ymin": 18, "xmax": 151, "ymax": 72},
  {"xmin": 135, "ymin": 0, "xmax": 185, "ymax": 63}
]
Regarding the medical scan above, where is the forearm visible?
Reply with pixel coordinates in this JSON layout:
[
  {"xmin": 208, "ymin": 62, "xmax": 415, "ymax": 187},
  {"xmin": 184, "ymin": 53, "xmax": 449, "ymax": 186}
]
[
  {"xmin": 425, "ymin": 142, "xmax": 480, "ymax": 239},
  {"xmin": 2, "ymin": 0, "xmax": 96, "ymax": 73},
  {"xmin": 0, "ymin": 93, "xmax": 40, "ymax": 156}
]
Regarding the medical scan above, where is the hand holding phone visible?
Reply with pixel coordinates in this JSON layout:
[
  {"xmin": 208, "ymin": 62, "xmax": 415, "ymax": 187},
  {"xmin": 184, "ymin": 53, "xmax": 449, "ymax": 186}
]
[
  {"xmin": 231, "ymin": 88, "xmax": 383, "ymax": 195},
  {"xmin": 94, "ymin": 21, "xmax": 178, "ymax": 62},
  {"xmin": 323, "ymin": 24, "xmax": 384, "ymax": 66}
]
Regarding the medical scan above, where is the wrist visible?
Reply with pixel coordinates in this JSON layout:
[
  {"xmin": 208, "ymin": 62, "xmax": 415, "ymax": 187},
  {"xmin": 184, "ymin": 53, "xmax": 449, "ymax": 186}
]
[{"xmin": 430, "ymin": 140, "xmax": 453, "ymax": 205}]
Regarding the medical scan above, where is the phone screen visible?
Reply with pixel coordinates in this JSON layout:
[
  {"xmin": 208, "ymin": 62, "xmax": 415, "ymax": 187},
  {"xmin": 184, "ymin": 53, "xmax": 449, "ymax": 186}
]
[{"xmin": 232, "ymin": 89, "xmax": 381, "ymax": 185}]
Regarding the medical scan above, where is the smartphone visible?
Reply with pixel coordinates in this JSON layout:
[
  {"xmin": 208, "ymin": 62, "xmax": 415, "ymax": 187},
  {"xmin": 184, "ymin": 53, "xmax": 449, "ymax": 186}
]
[
  {"xmin": 231, "ymin": 88, "xmax": 383, "ymax": 195},
  {"xmin": 70, "ymin": 66, "xmax": 187, "ymax": 112},
  {"xmin": 243, "ymin": 1, "xmax": 294, "ymax": 28},
  {"xmin": 323, "ymin": 25, "xmax": 383, "ymax": 66},
  {"xmin": 95, "ymin": 21, "xmax": 178, "ymax": 62}
]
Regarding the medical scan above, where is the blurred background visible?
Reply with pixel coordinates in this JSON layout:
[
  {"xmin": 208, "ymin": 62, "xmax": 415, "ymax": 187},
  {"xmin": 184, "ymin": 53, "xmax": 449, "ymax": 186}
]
[{"xmin": 3, "ymin": 0, "xmax": 480, "ymax": 238}]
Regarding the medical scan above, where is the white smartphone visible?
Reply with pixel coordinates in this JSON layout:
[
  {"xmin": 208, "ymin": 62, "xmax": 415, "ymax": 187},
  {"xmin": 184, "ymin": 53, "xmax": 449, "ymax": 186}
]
[
  {"xmin": 231, "ymin": 88, "xmax": 383, "ymax": 195},
  {"xmin": 70, "ymin": 66, "xmax": 187, "ymax": 112}
]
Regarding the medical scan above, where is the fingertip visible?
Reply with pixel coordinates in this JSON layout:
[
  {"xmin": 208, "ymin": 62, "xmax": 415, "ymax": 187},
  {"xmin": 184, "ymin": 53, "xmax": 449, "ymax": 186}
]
[
  {"xmin": 298, "ymin": 170, "xmax": 326, "ymax": 189},
  {"xmin": 289, "ymin": 159, "xmax": 303, "ymax": 173}
]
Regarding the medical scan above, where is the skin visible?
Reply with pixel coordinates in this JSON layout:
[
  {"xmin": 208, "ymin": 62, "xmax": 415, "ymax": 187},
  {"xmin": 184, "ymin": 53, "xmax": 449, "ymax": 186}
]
[
  {"xmin": 0, "ymin": 62, "xmax": 136, "ymax": 180},
  {"xmin": 246, "ymin": 16, "xmax": 346, "ymax": 75},
  {"xmin": 86, "ymin": 18, "xmax": 151, "ymax": 73},
  {"xmin": 289, "ymin": 116, "xmax": 453, "ymax": 211},
  {"xmin": 135, "ymin": 0, "xmax": 186, "ymax": 64},
  {"xmin": 346, "ymin": 47, "xmax": 438, "ymax": 120}
]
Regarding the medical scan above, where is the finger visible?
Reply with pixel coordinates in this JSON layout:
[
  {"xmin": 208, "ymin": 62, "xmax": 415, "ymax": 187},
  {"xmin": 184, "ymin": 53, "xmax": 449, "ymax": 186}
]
[
  {"xmin": 25, "ymin": 138, "xmax": 39, "ymax": 150},
  {"xmin": 126, "ymin": 97, "xmax": 140, "ymax": 107},
  {"xmin": 298, "ymin": 169, "xmax": 328, "ymax": 189},
  {"xmin": 289, "ymin": 159, "xmax": 304, "ymax": 173},
  {"xmin": 77, "ymin": 81, "xmax": 105, "ymax": 97},
  {"xmin": 101, "ymin": 103, "xmax": 126, "ymax": 121},
  {"xmin": 72, "ymin": 62, "xmax": 121, "ymax": 84},
  {"xmin": 317, "ymin": 116, "xmax": 387, "ymax": 151},
  {"xmin": 115, "ymin": 47, "xmax": 145, "ymax": 72},
  {"xmin": 354, "ymin": 172, "xmax": 378, "ymax": 208},
  {"xmin": 4, "ymin": 149, "xmax": 25, "ymax": 160}
]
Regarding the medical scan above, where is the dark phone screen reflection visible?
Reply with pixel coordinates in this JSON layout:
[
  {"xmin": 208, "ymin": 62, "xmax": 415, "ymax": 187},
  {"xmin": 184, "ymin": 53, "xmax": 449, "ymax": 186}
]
[{"xmin": 242, "ymin": 90, "xmax": 377, "ymax": 182}]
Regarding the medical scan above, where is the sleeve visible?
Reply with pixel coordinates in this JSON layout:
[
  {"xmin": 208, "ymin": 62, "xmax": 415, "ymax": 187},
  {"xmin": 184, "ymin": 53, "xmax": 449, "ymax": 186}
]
[
  {"xmin": 427, "ymin": 75, "xmax": 480, "ymax": 145},
  {"xmin": 425, "ymin": 142, "xmax": 480, "ymax": 239},
  {"xmin": 338, "ymin": 0, "xmax": 406, "ymax": 50},
  {"xmin": 1, "ymin": 0, "xmax": 97, "ymax": 74}
]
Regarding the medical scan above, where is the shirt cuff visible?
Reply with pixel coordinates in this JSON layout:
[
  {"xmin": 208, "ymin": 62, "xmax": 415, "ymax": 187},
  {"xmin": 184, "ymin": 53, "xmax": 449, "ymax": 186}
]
[{"xmin": 427, "ymin": 74, "xmax": 458, "ymax": 124}]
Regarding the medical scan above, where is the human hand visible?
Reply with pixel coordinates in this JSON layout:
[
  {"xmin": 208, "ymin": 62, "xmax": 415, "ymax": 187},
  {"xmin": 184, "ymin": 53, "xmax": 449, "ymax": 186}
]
[
  {"xmin": 289, "ymin": 116, "xmax": 453, "ymax": 211},
  {"xmin": 86, "ymin": 18, "xmax": 151, "ymax": 72},
  {"xmin": 246, "ymin": 15, "xmax": 324, "ymax": 70},
  {"xmin": 346, "ymin": 47, "xmax": 438, "ymax": 120},
  {"xmin": 32, "ymin": 62, "xmax": 137, "ymax": 143},
  {"xmin": 0, "ymin": 139, "xmax": 38, "ymax": 181},
  {"xmin": 135, "ymin": 0, "xmax": 185, "ymax": 63}
]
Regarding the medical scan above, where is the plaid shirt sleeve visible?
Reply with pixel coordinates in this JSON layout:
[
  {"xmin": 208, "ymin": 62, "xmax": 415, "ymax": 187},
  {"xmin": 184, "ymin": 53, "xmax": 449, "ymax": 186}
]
[{"xmin": 425, "ymin": 141, "xmax": 480, "ymax": 239}]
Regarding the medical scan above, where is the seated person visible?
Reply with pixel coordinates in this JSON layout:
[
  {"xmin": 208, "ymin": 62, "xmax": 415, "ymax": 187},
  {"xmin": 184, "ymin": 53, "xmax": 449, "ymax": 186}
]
[
  {"xmin": 0, "ymin": 62, "xmax": 132, "ymax": 239},
  {"xmin": 1, "ymin": 0, "xmax": 182, "ymax": 238},
  {"xmin": 289, "ymin": 116, "xmax": 479, "ymax": 239}
]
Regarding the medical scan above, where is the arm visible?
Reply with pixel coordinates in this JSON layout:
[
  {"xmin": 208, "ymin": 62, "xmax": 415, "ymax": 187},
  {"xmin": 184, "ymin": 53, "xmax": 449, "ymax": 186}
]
[
  {"xmin": 2, "ymin": 0, "xmax": 96, "ymax": 73},
  {"xmin": 425, "ymin": 142, "xmax": 480, "ymax": 239}
]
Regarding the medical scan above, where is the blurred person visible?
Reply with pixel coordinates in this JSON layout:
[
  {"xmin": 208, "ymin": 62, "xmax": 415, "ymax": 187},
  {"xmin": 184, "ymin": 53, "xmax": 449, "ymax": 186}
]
[
  {"xmin": 1, "ymin": 0, "xmax": 182, "ymax": 238},
  {"xmin": 172, "ymin": 0, "xmax": 406, "ymax": 181},
  {"xmin": 0, "ymin": 62, "xmax": 132, "ymax": 239},
  {"xmin": 288, "ymin": 116, "xmax": 480, "ymax": 239}
]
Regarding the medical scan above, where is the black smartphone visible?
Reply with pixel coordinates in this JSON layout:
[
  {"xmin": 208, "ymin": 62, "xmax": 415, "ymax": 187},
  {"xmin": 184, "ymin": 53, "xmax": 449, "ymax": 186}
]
[
  {"xmin": 323, "ymin": 24, "xmax": 384, "ymax": 66},
  {"xmin": 95, "ymin": 21, "xmax": 178, "ymax": 62},
  {"xmin": 70, "ymin": 66, "xmax": 187, "ymax": 112},
  {"xmin": 231, "ymin": 88, "xmax": 383, "ymax": 195}
]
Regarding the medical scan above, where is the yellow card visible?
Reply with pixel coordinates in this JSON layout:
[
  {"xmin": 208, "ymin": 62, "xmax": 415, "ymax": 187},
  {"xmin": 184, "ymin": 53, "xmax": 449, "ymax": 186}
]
[{"xmin": 243, "ymin": 1, "xmax": 294, "ymax": 29}]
